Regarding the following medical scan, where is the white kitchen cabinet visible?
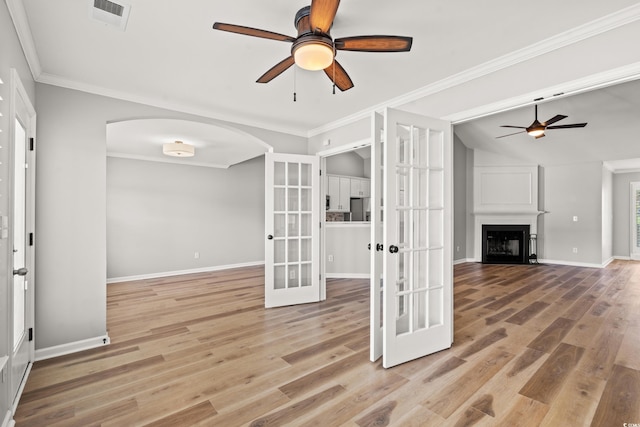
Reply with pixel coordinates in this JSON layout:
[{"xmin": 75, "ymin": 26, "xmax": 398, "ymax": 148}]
[
  {"xmin": 350, "ymin": 178, "xmax": 371, "ymax": 197},
  {"xmin": 328, "ymin": 175, "xmax": 351, "ymax": 211}
]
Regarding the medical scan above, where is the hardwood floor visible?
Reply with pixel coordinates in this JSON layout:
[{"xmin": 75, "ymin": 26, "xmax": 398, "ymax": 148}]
[{"xmin": 14, "ymin": 261, "xmax": 640, "ymax": 426}]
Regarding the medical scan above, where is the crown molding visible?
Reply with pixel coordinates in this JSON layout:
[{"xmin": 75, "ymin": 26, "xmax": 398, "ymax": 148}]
[
  {"xmin": 36, "ymin": 72, "xmax": 309, "ymax": 138},
  {"xmin": 5, "ymin": 0, "xmax": 42, "ymax": 79},
  {"xmin": 308, "ymin": 3, "xmax": 640, "ymax": 137}
]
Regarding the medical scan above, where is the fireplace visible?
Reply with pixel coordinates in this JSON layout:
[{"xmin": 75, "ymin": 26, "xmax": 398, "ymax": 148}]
[{"xmin": 482, "ymin": 224, "xmax": 530, "ymax": 264}]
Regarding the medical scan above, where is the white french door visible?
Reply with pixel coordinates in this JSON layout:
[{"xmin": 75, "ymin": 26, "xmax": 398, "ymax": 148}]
[
  {"xmin": 376, "ymin": 107, "xmax": 453, "ymax": 368},
  {"xmin": 265, "ymin": 152, "xmax": 321, "ymax": 308},
  {"xmin": 370, "ymin": 112, "xmax": 384, "ymax": 361},
  {"xmin": 631, "ymin": 182, "xmax": 640, "ymax": 260}
]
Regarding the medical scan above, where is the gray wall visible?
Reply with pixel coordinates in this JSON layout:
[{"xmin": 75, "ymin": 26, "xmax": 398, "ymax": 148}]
[
  {"xmin": 326, "ymin": 151, "xmax": 366, "ymax": 177},
  {"xmin": 107, "ymin": 156, "xmax": 265, "ymax": 279},
  {"xmin": 542, "ymin": 162, "xmax": 604, "ymax": 265},
  {"xmin": 0, "ymin": 1, "xmax": 36, "ymax": 419},
  {"xmin": 453, "ymin": 135, "xmax": 467, "ymax": 261},
  {"xmin": 612, "ymin": 171, "xmax": 640, "ymax": 257},
  {"xmin": 34, "ymin": 83, "xmax": 306, "ymax": 352}
]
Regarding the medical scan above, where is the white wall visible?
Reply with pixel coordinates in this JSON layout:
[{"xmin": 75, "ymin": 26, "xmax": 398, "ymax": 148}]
[
  {"xmin": 34, "ymin": 83, "xmax": 307, "ymax": 353},
  {"xmin": 107, "ymin": 156, "xmax": 265, "ymax": 280}
]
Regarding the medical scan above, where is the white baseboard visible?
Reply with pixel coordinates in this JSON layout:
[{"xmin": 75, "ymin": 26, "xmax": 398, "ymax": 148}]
[
  {"xmin": 326, "ymin": 273, "xmax": 370, "ymax": 279},
  {"xmin": 107, "ymin": 261, "xmax": 265, "ymax": 284},
  {"xmin": 614, "ymin": 255, "xmax": 631, "ymax": 261},
  {"xmin": 2, "ymin": 410, "xmax": 14, "ymax": 427},
  {"xmin": 538, "ymin": 258, "xmax": 607, "ymax": 269},
  {"xmin": 35, "ymin": 334, "xmax": 110, "ymax": 361},
  {"xmin": 453, "ymin": 258, "xmax": 476, "ymax": 265}
]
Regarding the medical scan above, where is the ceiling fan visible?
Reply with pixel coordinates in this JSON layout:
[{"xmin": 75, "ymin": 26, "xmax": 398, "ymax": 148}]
[
  {"xmin": 212, "ymin": 0, "xmax": 412, "ymax": 92},
  {"xmin": 497, "ymin": 104, "xmax": 588, "ymax": 139}
]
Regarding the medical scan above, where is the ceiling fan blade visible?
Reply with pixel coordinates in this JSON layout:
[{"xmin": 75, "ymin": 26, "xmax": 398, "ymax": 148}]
[
  {"xmin": 323, "ymin": 60, "xmax": 354, "ymax": 91},
  {"xmin": 543, "ymin": 114, "xmax": 567, "ymax": 126},
  {"xmin": 256, "ymin": 56, "xmax": 295, "ymax": 83},
  {"xmin": 335, "ymin": 36, "xmax": 413, "ymax": 52},
  {"xmin": 500, "ymin": 125, "xmax": 527, "ymax": 129},
  {"xmin": 496, "ymin": 131, "xmax": 526, "ymax": 139},
  {"xmin": 546, "ymin": 123, "xmax": 588, "ymax": 129},
  {"xmin": 309, "ymin": 0, "xmax": 340, "ymax": 34},
  {"xmin": 213, "ymin": 23, "xmax": 296, "ymax": 43}
]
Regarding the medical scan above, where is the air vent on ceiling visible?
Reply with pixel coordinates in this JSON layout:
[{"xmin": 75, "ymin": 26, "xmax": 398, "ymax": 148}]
[{"xmin": 89, "ymin": 0, "xmax": 131, "ymax": 31}]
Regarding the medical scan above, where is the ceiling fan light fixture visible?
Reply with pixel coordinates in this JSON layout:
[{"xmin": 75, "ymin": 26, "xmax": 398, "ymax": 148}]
[
  {"xmin": 292, "ymin": 38, "xmax": 334, "ymax": 71},
  {"xmin": 163, "ymin": 140, "xmax": 195, "ymax": 157},
  {"xmin": 527, "ymin": 126, "xmax": 545, "ymax": 137}
]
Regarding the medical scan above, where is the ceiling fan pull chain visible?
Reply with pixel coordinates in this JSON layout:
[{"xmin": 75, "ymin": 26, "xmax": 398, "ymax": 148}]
[
  {"xmin": 332, "ymin": 55, "xmax": 336, "ymax": 95},
  {"xmin": 293, "ymin": 65, "xmax": 297, "ymax": 102}
]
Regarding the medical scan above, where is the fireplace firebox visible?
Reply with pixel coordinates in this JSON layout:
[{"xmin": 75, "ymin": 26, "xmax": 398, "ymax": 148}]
[{"xmin": 482, "ymin": 224, "xmax": 530, "ymax": 264}]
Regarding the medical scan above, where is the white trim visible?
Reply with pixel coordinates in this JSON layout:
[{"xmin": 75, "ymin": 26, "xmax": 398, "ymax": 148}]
[
  {"xmin": 326, "ymin": 273, "xmax": 370, "ymax": 279},
  {"xmin": 538, "ymin": 259, "xmax": 608, "ymax": 269},
  {"xmin": 35, "ymin": 335, "xmax": 110, "ymax": 361},
  {"xmin": 453, "ymin": 258, "xmax": 475, "ymax": 266},
  {"xmin": 614, "ymin": 255, "xmax": 632, "ymax": 261},
  {"xmin": 316, "ymin": 138, "xmax": 371, "ymax": 157},
  {"xmin": 106, "ymin": 261, "xmax": 264, "ymax": 284},
  {"xmin": 10, "ymin": 363, "xmax": 32, "ymax": 415},
  {"xmin": 5, "ymin": 0, "xmax": 42, "ymax": 79},
  {"xmin": 2, "ymin": 410, "xmax": 15, "ymax": 427},
  {"xmin": 308, "ymin": 4, "xmax": 640, "ymax": 137},
  {"xmin": 106, "ymin": 152, "xmax": 232, "ymax": 169},
  {"xmin": 36, "ymin": 72, "xmax": 309, "ymax": 138}
]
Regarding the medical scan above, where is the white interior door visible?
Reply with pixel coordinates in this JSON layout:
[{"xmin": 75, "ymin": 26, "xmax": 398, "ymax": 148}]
[
  {"xmin": 382, "ymin": 107, "xmax": 453, "ymax": 368},
  {"xmin": 10, "ymin": 69, "xmax": 35, "ymax": 405},
  {"xmin": 370, "ymin": 112, "xmax": 384, "ymax": 361},
  {"xmin": 265, "ymin": 152, "xmax": 321, "ymax": 308}
]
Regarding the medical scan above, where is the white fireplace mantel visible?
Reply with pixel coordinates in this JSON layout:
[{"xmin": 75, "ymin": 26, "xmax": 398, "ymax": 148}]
[{"xmin": 472, "ymin": 211, "xmax": 544, "ymax": 262}]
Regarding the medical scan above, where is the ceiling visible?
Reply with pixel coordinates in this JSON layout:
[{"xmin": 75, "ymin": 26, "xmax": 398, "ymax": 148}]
[
  {"xmin": 454, "ymin": 78, "xmax": 640, "ymax": 169},
  {"xmin": 10, "ymin": 1, "xmax": 640, "ymax": 169}
]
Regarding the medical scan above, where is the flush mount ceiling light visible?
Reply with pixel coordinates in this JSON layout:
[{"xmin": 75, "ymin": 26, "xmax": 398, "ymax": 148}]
[
  {"xmin": 292, "ymin": 36, "xmax": 334, "ymax": 71},
  {"xmin": 162, "ymin": 140, "xmax": 195, "ymax": 157}
]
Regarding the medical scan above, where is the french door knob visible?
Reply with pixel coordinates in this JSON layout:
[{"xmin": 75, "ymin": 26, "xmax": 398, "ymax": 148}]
[
  {"xmin": 267, "ymin": 235, "xmax": 273, "ymax": 240},
  {"xmin": 13, "ymin": 267, "xmax": 28, "ymax": 276},
  {"xmin": 389, "ymin": 245, "xmax": 399, "ymax": 254},
  {"xmin": 376, "ymin": 244, "xmax": 384, "ymax": 252}
]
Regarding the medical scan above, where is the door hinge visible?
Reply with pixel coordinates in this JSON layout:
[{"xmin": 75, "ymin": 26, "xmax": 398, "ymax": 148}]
[
  {"xmin": 29, "ymin": 232, "xmax": 34, "ymax": 246},
  {"xmin": 319, "ymin": 169, "xmax": 322, "ymax": 176},
  {"xmin": 29, "ymin": 138, "xmax": 35, "ymax": 151},
  {"xmin": 28, "ymin": 328, "xmax": 33, "ymax": 341}
]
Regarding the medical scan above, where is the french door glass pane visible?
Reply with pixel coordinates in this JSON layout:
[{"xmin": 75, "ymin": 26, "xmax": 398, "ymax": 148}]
[
  {"xmin": 301, "ymin": 263, "xmax": 311, "ymax": 287},
  {"xmin": 274, "ymin": 162, "xmax": 286, "ymax": 185},
  {"xmin": 636, "ymin": 189, "xmax": 640, "ymax": 248},
  {"xmin": 394, "ymin": 122, "xmax": 446, "ymax": 337}
]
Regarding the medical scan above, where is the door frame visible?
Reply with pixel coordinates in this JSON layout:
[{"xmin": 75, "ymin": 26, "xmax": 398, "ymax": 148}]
[
  {"xmin": 7, "ymin": 68, "xmax": 36, "ymax": 412},
  {"xmin": 317, "ymin": 139, "xmax": 373, "ymax": 295},
  {"xmin": 630, "ymin": 182, "xmax": 640, "ymax": 260}
]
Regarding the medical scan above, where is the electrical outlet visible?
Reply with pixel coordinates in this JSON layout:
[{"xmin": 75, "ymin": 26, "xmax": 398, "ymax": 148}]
[
  {"xmin": 456, "ymin": 246, "xmax": 460, "ymax": 252},
  {"xmin": 328, "ymin": 254, "xmax": 334, "ymax": 262},
  {"xmin": 572, "ymin": 247, "xmax": 578, "ymax": 253},
  {"xmin": 194, "ymin": 252, "xmax": 200, "ymax": 259},
  {"xmin": 289, "ymin": 269, "xmax": 296, "ymax": 279},
  {"xmin": 573, "ymin": 216, "xmax": 578, "ymax": 222}
]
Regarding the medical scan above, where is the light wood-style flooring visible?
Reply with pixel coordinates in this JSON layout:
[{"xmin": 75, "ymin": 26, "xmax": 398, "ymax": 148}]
[{"xmin": 14, "ymin": 261, "xmax": 640, "ymax": 426}]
